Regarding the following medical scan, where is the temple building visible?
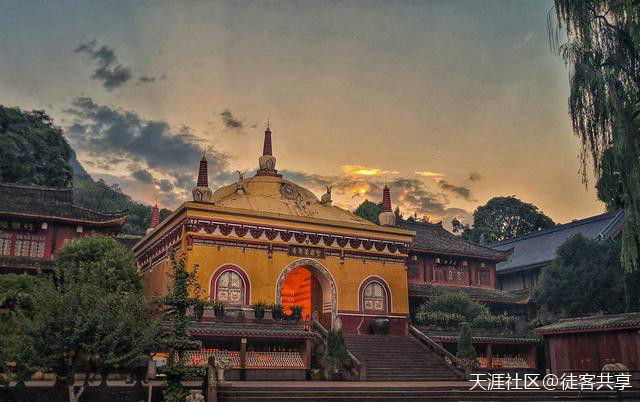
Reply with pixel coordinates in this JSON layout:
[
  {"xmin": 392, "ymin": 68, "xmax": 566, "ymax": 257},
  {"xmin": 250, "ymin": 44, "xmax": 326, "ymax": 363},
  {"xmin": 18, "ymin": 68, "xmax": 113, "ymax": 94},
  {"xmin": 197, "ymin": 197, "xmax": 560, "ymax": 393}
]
[
  {"xmin": 388, "ymin": 204, "xmax": 539, "ymax": 371},
  {"xmin": 133, "ymin": 126, "xmax": 431, "ymax": 380},
  {"xmin": 490, "ymin": 210, "xmax": 624, "ymax": 293},
  {"xmin": 0, "ymin": 183, "xmax": 127, "ymax": 273}
]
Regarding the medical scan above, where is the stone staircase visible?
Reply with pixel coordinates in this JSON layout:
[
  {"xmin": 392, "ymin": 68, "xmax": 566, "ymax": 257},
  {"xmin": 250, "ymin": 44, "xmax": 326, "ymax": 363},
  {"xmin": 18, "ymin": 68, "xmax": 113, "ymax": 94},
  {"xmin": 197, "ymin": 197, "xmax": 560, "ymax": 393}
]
[{"xmin": 345, "ymin": 334, "xmax": 464, "ymax": 381}]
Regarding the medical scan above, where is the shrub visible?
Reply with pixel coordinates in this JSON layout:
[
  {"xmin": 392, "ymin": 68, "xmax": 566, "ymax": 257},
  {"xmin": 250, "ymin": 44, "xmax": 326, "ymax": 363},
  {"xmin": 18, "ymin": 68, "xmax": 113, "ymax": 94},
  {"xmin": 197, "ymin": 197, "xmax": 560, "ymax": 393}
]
[{"xmin": 250, "ymin": 300, "xmax": 268, "ymax": 319}]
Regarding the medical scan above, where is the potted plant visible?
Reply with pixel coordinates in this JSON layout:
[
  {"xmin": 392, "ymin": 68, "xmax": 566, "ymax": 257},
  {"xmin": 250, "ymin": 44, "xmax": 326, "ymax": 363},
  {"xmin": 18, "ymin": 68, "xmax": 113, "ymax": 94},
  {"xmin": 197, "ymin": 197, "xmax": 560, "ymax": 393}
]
[
  {"xmin": 193, "ymin": 299, "xmax": 205, "ymax": 322},
  {"xmin": 289, "ymin": 305, "xmax": 304, "ymax": 322},
  {"xmin": 251, "ymin": 300, "xmax": 268, "ymax": 320},
  {"xmin": 212, "ymin": 300, "xmax": 225, "ymax": 319},
  {"xmin": 270, "ymin": 303, "xmax": 284, "ymax": 320}
]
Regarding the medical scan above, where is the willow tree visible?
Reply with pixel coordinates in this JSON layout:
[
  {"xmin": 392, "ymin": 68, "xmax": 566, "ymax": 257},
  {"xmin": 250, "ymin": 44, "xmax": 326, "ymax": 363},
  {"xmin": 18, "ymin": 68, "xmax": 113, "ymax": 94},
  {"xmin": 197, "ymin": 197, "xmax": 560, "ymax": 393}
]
[{"xmin": 550, "ymin": 1, "xmax": 640, "ymax": 271}]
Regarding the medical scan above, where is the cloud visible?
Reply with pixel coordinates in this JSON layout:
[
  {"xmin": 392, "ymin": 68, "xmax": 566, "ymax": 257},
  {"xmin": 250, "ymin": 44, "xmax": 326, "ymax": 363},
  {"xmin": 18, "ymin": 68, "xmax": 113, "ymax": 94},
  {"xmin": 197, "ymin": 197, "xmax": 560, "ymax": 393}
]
[
  {"xmin": 131, "ymin": 169, "xmax": 153, "ymax": 184},
  {"xmin": 468, "ymin": 172, "xmax": 481, "ymax": 181},
  {"xmin": 220, "ymin": 109, "xmax": 244, "ymax": 130},
  {"xmin": 341, "ymin": 165, "xmax": 397, "ymax": 177},
  {"xmin": 137, "ymin": 76, "xmax": 155, "ymax": 85},
  {"xmin": 437, "ymin": 180, "xmax": 475, "ymax": 201},
  {"xmin": 415, "ymin": 171, "xmax": 444, "ymax": 178},
  {"xmin": 74, "ymin": 40, "xmax": 133, "ymax": 90},
  {"xmin": 280, "ymin": 170, "xmax": 471, "ymax": 227},
  {"xmin": 65, "ymin": 97, "xmax": 229, "ymax": 201}
]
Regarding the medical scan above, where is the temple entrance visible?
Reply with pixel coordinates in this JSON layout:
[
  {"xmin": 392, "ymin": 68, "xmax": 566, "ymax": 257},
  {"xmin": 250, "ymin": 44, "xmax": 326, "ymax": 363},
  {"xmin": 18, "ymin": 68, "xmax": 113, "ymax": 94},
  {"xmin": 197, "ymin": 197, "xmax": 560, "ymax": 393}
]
[{"xmin": 276, "ymin": 258, "xmax": 337, "ymax": 329}]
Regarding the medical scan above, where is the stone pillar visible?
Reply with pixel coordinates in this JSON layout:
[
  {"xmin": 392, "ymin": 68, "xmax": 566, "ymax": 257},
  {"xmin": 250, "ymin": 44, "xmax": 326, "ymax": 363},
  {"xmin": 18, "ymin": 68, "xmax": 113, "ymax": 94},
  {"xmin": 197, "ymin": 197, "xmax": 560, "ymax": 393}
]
[
  {"xmin": 485, "ymin": 344, "xmax": 493, "ymax": 368},
  {"xmin": 304, "ymin": 339, "xmax": 311, "ymax": 369},
  {"xmin": 240, "ymin": 338, "xmax": 247, "ymax": 381},
  {"xmin": 206, "ymin": 356, "xmax": 217, "ymax": 402}
]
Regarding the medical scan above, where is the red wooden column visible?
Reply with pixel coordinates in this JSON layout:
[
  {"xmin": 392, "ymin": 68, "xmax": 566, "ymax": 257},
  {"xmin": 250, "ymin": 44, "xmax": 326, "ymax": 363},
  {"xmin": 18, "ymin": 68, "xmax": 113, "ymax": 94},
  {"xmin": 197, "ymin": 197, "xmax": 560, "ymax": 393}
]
[
  {"xmin": 485, "ymin": 343, "xmax": 493, "ymax": 368},
  {"xmin": 240, "ymin": 337, "xmax": 247, "ymax": 380}
]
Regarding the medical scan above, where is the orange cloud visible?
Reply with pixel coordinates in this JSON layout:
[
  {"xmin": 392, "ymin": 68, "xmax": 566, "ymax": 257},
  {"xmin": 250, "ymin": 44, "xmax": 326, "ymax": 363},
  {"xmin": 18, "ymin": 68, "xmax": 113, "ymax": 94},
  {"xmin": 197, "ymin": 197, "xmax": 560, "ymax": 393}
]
[
  {"xmin": 415, "ymin": 171, "xmax": 444, "ymax": 178},
  {"xmin": 342, "ymin": 165, "xmax": 397, "ymax": 177}
]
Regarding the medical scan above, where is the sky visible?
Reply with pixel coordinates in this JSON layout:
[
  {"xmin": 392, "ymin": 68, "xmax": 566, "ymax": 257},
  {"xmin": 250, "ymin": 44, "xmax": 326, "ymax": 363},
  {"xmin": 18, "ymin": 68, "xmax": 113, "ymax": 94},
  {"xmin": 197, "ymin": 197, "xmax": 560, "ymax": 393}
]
[{"xmin": 0, "ymin": 0, "xmax": 605, "ymax": 227}]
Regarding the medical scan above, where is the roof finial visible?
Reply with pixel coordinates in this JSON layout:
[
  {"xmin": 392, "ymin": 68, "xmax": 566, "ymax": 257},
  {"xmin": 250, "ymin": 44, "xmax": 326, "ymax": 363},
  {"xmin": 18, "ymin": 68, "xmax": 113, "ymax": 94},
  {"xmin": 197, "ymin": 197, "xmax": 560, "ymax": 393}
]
[
  {"xmin": 265, "ymin": 116, "xmax": 272, "ymax": 131},
  {"xmin": 379, "ymin": 185, "xmax": 396, "ymax": 226},
  {"xmin": 192, "ymin": 152, "xmax": 213, "ymax": 202},
  {"xmin": 257, "ymin": 117, "xmax": 279, "ymax": 176}
]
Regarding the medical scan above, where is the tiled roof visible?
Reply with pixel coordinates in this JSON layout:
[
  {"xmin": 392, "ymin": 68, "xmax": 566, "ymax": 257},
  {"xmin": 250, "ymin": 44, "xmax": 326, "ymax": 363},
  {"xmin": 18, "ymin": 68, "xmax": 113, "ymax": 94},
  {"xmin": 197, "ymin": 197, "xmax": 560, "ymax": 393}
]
[
  {"xmin": 535, "ymin": 312, "xmax": 640, "ymax": 335},
  {"xmin": 177, "ymin": 321, "xmax": 313, "ymax": 339},
  {"xmin": 408, "ymin": 283, "xmax": 528, "ymax": 304},
  {"xmin": 490, "ymin": 210, "xmax": 624, "ymax": 273},
  {"xmin": 0, "ymin": 183, "xmax": 127, "ymax": 225},
  {"xmin": 418, "ymin": 328, "xmax": 539, "ymax": 344},
  {"xmin": 395, "ymin": 220, "xmax": 510, "ymax": 261}
]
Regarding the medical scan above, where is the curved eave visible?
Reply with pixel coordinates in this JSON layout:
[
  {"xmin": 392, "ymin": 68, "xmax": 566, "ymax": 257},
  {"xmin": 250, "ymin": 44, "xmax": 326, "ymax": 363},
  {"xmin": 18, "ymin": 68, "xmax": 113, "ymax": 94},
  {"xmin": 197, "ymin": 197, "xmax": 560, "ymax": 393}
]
[
  {"xmin": 0, "ymin": 210, "xmax": 128, "ymax": 227},
  {"xmin": 410, "ymin": 245, "xmax": 513, "ymax": 262}
]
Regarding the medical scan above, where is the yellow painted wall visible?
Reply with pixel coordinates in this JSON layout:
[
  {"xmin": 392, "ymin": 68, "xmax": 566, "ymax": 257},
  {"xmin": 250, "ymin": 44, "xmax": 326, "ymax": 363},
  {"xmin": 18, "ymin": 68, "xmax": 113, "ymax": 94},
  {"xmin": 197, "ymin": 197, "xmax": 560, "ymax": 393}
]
[{"xmin": 187, "ymin": 243, "xmax": 409, "ymax": 315}]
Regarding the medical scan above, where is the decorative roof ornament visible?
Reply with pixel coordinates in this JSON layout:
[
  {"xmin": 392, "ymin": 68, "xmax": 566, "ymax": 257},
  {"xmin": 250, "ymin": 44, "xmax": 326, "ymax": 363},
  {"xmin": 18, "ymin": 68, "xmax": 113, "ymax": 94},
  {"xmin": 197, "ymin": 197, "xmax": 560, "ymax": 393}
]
[
  {"xmin": 192, "ymin": 153, "xmax": 213, "ymax": 202},
  {"xmin": 320, "ymin": 185, "xmax": 332, "ymax": 205},
  {"xmin": 378, "ymin": 185, "xmax": 396, "ymax": 226},
  {"xmin": 257, "ymin": 118, "xmax": 279, "ymax": 176},
  {"xmin": 235, "ymin": 170, "xmax": 247, "ymax": 194}
]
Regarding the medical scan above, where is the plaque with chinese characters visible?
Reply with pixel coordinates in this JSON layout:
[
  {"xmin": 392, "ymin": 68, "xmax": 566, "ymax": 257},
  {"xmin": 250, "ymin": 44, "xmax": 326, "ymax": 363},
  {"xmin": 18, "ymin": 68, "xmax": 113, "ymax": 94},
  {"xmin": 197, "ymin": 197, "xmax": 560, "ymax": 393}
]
[{"xmin": 288, "ymin": 245, "xmax": 325, "ymax": 259}]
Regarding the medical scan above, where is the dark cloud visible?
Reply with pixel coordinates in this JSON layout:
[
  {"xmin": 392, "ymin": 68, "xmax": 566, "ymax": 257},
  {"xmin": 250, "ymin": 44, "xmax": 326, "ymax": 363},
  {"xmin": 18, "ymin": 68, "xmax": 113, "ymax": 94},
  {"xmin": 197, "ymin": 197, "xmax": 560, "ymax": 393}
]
[
  {"xmin": 220, "ymin": 109, "xmax": 244, "ymax": 130},
  {"xmin": 131, "ymin": 169, "xmax": 153, "ymax": 184},
  {"xmin": 137, "ymin": 76, "xmax": 155, "ymax": 85},
  {"xmin": 65, "ymin": 97, "xmax": 229, "ymax": 196},
  {"xmin": 74, "ymin": 40, "xmax": 132, "ymax": 90},
  {"xmin": 157, "ymin": 179, "xmax": 174, "ymax": 192},
  {"xmin": 437, "ymin": 180, "xmax": 475, "ymax": 201}
]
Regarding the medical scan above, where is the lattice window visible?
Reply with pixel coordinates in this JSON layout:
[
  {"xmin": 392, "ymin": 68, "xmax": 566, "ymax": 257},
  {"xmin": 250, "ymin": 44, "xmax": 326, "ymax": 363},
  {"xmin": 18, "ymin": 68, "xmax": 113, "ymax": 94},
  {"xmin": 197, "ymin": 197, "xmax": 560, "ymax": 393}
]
[
  {"xmin": 216, "ymin": 271, "xmax": 244, "ymax": 304},
  {"xmin": 363, "ymin": 282, "xmax": 385, "ymax": 312},
  {"xmin": 0, "ymin": 238, "xmax": 11, "ymax": 256},
  {"xmin": 478, "ymin": 270, "xmax": 490, "ymax": 285}
]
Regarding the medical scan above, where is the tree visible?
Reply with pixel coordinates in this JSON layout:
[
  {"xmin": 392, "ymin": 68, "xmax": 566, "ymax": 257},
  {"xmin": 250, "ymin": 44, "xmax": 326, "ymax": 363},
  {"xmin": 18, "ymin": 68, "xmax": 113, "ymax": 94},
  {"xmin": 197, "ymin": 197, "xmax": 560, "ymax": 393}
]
[
  {"xmin": 550, "ymin": 1, "xmax": 640, "ymax": 271},
  {"xmin": 533, "ymin": 234, "xmax": 640, "ymax": 317},
  {"xmin": 457, "ymin": 196, "xmax": 555, "ymax": 243},
  {"xmin": 17, "ymin": 237, "xmax": 157, "ymax": 402},
  {"xmin": 0, "ymin": 274, "xmax": 35, "ymax": 385},
  {"xmin": 596, "ymin": 147, "xmax": 625, "ymax": 211},
  {"xmin": 0, "ymin": 106, "xmax": 73, "ymax": 187},
  {"xmin": 73, "ymin": 175, "xmax": 171, "ymax": 236},
  {"xmin": 456, "ymin": 322, "xmax": 477, "ymax": 367},
  {"xmin": 158, "ymin": 252, "xmax": 203, "ymax": 402},
  {"xmin": 354, "ymin": 200, "xmax": 383, "ymax": 224}
]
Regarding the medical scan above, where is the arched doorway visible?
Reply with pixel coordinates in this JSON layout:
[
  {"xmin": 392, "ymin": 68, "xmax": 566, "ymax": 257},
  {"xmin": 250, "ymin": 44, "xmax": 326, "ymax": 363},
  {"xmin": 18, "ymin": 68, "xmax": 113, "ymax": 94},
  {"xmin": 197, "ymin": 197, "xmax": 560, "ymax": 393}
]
[{"xmin": 275, "ymin": 258, "xmax": 337, "ymax": 329}]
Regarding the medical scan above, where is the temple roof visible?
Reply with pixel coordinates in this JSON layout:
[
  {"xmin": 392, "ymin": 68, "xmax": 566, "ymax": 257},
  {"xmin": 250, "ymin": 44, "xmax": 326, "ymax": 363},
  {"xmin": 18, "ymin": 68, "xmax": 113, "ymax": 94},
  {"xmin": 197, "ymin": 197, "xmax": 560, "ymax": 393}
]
[
  {"xmin": 0, "ymin": 183, "xmax": 128, "ymax": 226},
  {"xmin": 535, "ymin": 312, "xmax": 640, "ymax": 335},
  {"xmin": 408, "ymin": 283, "xmax": 529, "ymax": 304},
  {"xmin": 210, "ymin": 174, "xmax": 375, "ymax": 226},
  {"xmin": 490, "ymin": 210, "xmax": 624, "ymax": 273},
  {"xmin": 395, "ymin": 220, "xmax": 511, "ymax": 261}
]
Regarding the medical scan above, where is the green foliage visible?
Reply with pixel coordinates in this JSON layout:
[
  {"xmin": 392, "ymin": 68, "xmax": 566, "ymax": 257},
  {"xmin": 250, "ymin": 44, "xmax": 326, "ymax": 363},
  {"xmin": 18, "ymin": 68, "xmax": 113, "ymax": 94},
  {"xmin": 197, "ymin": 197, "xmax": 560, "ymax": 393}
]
[
  {"xmin": 162, "ymin": 381, "xmax": 189, "ymax": 402},
  {"xmin": 456, "ymin": 322, "xmax": 477, "ymax": 365},
  {"xmin": 288, "ymin": 305, "xmax": 304, "ymax": 321},
  {"xmin": 270, "ymin": 303, "xmax": 284, "ymax": 320},
  {"xmin": 414, "ymin": 291, "xmax": 516, "ymax": 330},
  {"xmin": 0, "ymin": 274, "xmax": 36, "ymax": 384},
  {"xmin": 326, "ymin": 329, "xmax": 351, "ymax": 372},
  {"xmin": 158, "ymin": 252, "xmax": 203, "ymax": 395},
  {"xmin": 354, "ymin": 200, "xmax": 383, "ymax": 224},
  {"xmin": 73, "ymin": 175, "xmax": 171, "ymax": 236},
  {"xmin": 250, "ymin": 300, "xmax": 268, "ymax": 319},
  {"xmin": 596, "ymin": 148, "xmax": 625, "ymax": 211},
  {"xmin": 456, "ymin": 196, "xmax": 555, "ymax": 243},
  {"xmin": 15, "ymin": 237, "xmax": 156, "ymax": 401},
  {"xmin": 533, "ymin": 234, "xmax": 640, "ymax": 317},
  {"xmin": 0, "ymin": 106, "xmax": 73, "ymax": 187},
  {"xmin": 550, "ymin": 1, "xmax": 640, "ymax": 271}
]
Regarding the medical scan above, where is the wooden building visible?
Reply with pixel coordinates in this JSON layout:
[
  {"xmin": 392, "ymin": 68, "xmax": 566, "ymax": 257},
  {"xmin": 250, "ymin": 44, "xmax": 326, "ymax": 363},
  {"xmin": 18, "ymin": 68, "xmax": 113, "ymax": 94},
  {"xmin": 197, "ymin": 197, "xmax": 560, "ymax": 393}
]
[
  {"xmin": 536, "ymin": 312, "xmax": 640, "ymax": 375},
  {"xmin": 395, "ymin": 218, "xmax": 538, "ymax": 370},
  {"xmin": 0, "ymin": 183, "xmax": 127, "ymax": 273},
  {"xmin": 490, "ymin": 211, "xmax": 624, "ymax": 293}
]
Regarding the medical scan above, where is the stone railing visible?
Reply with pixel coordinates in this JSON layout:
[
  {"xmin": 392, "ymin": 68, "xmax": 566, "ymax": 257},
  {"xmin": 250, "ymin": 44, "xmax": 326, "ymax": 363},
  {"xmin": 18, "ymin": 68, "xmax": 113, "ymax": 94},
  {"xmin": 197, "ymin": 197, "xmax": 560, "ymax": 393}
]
[
  {"xmin": 478, "ymin": 356, "xmax": 529, "ymax": 369},
  {"xmin": 409, "ymin": 325, "xmax": 468, "ymax": 379}
]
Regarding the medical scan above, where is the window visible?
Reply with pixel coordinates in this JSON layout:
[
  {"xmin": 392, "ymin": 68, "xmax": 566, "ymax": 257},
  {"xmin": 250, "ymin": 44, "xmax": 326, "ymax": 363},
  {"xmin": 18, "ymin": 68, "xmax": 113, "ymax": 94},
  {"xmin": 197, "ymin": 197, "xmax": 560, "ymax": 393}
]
[
  {"xmin": 478, "ymin": 270, "xmax": 490, "ymax": 286},
  {"xmin": 363, "ymin": 282, "xmax": 385, "ymax": 312},
  {"xmin": 216, "ymin": 271, "xmax": 244, "ymax": 304}
]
